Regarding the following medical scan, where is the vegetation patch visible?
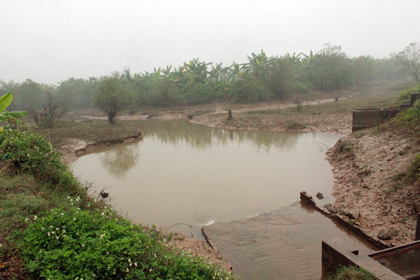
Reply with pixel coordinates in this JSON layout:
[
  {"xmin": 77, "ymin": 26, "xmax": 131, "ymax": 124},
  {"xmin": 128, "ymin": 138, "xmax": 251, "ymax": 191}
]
[
  {"xmin": 328, "ymin": 265, "xmax": 376, "ymax": 280},
  {"xmin": 21, "ymin": 206, "xmax": 235, "ymax": 280},
  {"xmin": 391, "ymin": 153, "xmax": 420, "ymax": 190},
  {"xmin": 0, "ymin": 129, "xmax": 81, "ymax": 194}
]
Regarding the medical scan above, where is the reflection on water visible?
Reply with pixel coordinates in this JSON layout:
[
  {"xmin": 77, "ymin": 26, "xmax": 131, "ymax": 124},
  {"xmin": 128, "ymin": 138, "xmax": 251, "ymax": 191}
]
[
  {"xmin": 72, "ymin": 120, "xmax": 342, "ymax": 239},
  {"xmin": 203, "ymin": 202, "xmax": 375, "ymax": 280},
  {"xmin": 99, "ymin": 143, "xmax": 140, "ymax": 178},
  {"xmin": 137, "ymin": 120, "xmax": 302, "ymax": 153}
]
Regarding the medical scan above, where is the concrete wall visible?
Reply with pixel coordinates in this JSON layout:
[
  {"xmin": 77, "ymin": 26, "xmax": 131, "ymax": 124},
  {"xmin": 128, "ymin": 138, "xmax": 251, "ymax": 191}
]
[
  {"xmin": 322, "ymin": 241, "xmax": 405, "ymax": 280},
  {"xmin": 352, "ymin": 109, "xmax": 398, "ymax": 132},
  {"xmin": 411, "ymin": 92, "xmax": 420, "ymax": 105}
]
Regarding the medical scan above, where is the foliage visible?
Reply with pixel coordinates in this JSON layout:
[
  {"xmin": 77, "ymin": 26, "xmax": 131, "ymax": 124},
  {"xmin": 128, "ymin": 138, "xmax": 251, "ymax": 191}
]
[
  {"xmin": 0, "ymin": 129, "xmax": 80, "ymax": 194},
  {"xmin": 22, "ymin": 206, "xmax": 237, "ymax": 280},
  {"xmin": 1, "ymin": 45, "xmax": 406, "ymax": 110},
  {"xmin": 92, "ymin": 75, "xmax": 132, "ymax": 124},
  {"xmin": 307, "ymin": 44, "xmax": 354, "ymax": 92},
  {"xmin": 393, "ymin": 41, "xmax": 420, "ymax": 82},
  {"xmin": 397, "ymin": 87, "xmax": 416, "ymax": 101},
  {"xmin": 389, "ymin": 106, "xmax": 420, "ymax": 138},
  {"xmin": 374, "ymin": 57, "xmax": 403, "ymax": 81},
  {"xmin": 0, "ymin": 92, "xmax": 28, "ymax": 127},
  {"xmin": 56, "ymin": 77, "xmax": 97, "ymax": 108},
  {"xmin": 2, "ymin": 79, "xmax": 43, "ymax": 120},
  {"xmin": 328, "ymin": 265, "xmax": 376, "ymax": 280}
]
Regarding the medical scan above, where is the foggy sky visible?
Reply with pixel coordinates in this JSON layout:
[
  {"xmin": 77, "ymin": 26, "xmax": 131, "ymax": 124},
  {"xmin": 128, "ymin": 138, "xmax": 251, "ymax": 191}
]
[{"xmin": 1, "ymin": 0, "xmax": 419, "ymax": 84}]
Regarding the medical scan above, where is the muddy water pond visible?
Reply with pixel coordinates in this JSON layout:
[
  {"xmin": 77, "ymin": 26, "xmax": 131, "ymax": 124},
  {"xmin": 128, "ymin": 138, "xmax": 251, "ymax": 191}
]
[{"xmin": 71, "ymin": 120, "xmax": 341, "ymax": 238}]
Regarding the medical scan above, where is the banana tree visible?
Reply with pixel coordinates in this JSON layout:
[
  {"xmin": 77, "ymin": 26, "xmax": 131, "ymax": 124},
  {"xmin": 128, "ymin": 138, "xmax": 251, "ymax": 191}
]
[{"xmin": 0, "ymin": 92, "xmax": 28, "ymax": 130}]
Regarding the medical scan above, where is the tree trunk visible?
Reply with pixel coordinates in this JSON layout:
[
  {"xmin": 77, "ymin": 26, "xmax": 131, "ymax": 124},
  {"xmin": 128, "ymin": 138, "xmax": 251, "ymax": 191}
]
[{"xmin": 108, "ymin": 112, "xmax": 116, "ymax": 124}]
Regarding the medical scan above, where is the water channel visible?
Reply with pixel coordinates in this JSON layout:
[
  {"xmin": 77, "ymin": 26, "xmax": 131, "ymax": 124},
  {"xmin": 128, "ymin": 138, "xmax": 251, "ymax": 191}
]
[{"xmin": 71, "ymin": 120, "xmax": 374, "ymax": 279}]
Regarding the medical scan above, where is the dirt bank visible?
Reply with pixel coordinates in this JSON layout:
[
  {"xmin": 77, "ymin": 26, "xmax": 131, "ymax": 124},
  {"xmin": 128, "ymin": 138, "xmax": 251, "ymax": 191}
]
[
  {"xmin": 326, "ymin": 130, "xmax": 420, "ymax": 247},
  {"xmin": 190, "ymin": 111, "xmax": 351, "ymax": 134}
]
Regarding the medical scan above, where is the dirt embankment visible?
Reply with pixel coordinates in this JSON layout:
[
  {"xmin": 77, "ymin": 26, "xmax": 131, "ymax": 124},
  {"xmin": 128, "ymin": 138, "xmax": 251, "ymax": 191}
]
[{"xmin": 326, "ymin": 131, "xmax": 420, "ymax": 246}]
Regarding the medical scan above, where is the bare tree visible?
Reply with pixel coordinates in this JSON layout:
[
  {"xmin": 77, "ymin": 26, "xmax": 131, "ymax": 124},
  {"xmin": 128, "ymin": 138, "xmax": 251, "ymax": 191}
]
[
  {"xmin": 34, "ymin": 84, "xmax": 68, "ymax": 128},
  {"xmin": 393, "ymin": 42, "xmax": 420, "ymax": 82}
]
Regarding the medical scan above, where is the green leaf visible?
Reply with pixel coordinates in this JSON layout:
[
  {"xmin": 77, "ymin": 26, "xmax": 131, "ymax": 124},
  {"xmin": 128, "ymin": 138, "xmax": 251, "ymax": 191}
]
[
  {"xmin": 0, "ymin": 112, "xmax": 9, "ymax": 122},
  {"xmin": 0, "ymin": 92, "xmax": 13, "ymax": 112},
  {"xmin": 7, "ymin": 111, "xmax": 28, "ymax": 118}
]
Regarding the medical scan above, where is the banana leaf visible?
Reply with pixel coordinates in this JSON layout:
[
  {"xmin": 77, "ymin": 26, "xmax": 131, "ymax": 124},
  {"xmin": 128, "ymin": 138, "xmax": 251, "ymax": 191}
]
[
  {"xmin": 0, "ymin": 92, "xmax": 13, "ymax": 112},
  {"xmin": 0, "ymin": 111, "xmax": 27, "ymax": 122}
]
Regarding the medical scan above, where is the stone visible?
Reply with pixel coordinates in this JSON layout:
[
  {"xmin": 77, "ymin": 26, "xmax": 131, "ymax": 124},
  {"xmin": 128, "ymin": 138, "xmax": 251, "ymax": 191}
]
[
  {"xmin": 337, "ymin": 208, "xmax": 355, "ymax": 220},
  {"xmin": 377, "ymin": 228, "xmax": 399, "ymax": 240},
  {"xmin": 316, "ymin": 192, "xmax": 324, "ymax": 199},
  {"xmin": 323, "ymin": 204, "xmax": 337, "ymax": 214}
]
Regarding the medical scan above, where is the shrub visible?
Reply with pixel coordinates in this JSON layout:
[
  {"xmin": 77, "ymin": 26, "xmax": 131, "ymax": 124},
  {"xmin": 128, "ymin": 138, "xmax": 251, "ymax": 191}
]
[
  {"xmin": 0, "ymin": 129, "xmax": 80, "ymax": 194},
  {"xmin": 22, "ymin": 207, "xmax": 236, "ymax": 280}
]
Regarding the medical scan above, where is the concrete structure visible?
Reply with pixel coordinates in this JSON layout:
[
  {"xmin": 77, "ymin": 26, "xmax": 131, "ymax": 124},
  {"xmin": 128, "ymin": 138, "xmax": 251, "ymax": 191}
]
[
  {"xmin": 352, "ymin": 108, "xmax": 398, "ymax": 132},
  {"xmin": 352, "ymin": 91, "xmax": 419, "ymax": 132},
  {"xmin": 411, "ymin": 91, "xmax": 420, "ymax": 105},
  {"xmin": 323, "ymin": 240, "xmax": 420, "ymax": 279},
  {"xmin": 369, "ymin": 241, "xmax": 420, "ymax": 279},
  {"xmin": 322, "ymin": 240, "xmax": 404, "ymax": 279},
  {"xmin": 301, "ymin": 192, "xmax": 420, "ymax": 279}
]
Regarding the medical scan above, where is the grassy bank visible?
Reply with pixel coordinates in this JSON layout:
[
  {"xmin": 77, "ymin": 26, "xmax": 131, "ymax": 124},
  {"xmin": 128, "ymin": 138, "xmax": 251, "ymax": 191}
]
[
  {"xmin": 0, "ymin": 126, "xmax": 236, "ymax": 279},
  {"xmin": 249, "ymin": 80, "xmax": 415, "ymax": 116}
]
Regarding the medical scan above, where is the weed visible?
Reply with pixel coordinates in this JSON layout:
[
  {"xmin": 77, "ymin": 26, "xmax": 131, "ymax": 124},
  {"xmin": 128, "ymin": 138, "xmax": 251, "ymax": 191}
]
[
  {"xmin": 335, "ymin": 139, "xmax": 353, "ymax": 154},
  {"xmin": 328, "ymin": 265, "xmax": 376, "ymax": 280},
  {"xmin": 391, "ymin": 153, "xmax": 420, "ymax": 189}
]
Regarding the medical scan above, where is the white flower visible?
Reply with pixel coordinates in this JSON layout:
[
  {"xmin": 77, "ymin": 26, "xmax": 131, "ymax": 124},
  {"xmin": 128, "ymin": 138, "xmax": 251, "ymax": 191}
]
[
  {"xmin": 33, "ymin": 215, "xmax": 37, "ymax": 220},
  {"xmin": 126, "ymin": 268, "xmax": 129, "ymax": 273}
]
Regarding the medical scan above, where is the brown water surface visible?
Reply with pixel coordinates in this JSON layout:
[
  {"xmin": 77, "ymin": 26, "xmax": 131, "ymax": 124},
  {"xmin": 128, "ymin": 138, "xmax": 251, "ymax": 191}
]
[
  {"xmin": 71, "ymin": 120, "xmax": 341, "ymax": 239},
  {"xmin": 203, "ymin": 202, "xmax": 375, "ymax": 280}
]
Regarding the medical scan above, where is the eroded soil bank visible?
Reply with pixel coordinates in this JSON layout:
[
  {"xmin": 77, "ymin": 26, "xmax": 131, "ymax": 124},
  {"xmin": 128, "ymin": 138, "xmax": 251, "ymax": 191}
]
[{"xmin": 326, "ymin": 130, "xmax": 420, "ymax": 247}]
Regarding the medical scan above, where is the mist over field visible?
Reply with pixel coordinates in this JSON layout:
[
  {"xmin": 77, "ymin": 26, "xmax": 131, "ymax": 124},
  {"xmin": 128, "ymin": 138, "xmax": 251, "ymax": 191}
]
[{"xmin": 1, "ymin": 0, "xmax": 419, "ymax": 84}]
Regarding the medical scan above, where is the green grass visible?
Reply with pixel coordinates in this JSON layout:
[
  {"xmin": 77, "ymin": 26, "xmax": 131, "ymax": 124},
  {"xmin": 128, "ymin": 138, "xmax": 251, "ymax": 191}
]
[
  {"xmin": 329, "ymin": 265, "xmax": 376, "ymax": 280},
  {"xmin": 248, "ymin": 81, "xmax": 413, "ymax": 116}
]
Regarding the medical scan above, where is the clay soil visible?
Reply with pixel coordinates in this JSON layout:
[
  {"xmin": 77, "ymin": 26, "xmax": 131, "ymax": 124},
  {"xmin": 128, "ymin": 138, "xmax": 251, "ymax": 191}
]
[{"xmin": 326, "ymin": 129, "xmax": 420, "ymax": 247}]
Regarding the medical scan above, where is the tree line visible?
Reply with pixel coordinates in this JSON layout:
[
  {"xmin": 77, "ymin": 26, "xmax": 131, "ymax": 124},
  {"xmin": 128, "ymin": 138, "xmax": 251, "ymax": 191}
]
[{"xmin": 1, "ymin": 43, "xmax": 418, "ymax": 124}]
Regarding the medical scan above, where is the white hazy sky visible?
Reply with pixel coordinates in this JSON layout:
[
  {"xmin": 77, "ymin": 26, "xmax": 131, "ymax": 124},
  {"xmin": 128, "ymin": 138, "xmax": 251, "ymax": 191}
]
[{"xmin": 1, "ymin": 0, "xmax": 419, "ymax": 84}]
